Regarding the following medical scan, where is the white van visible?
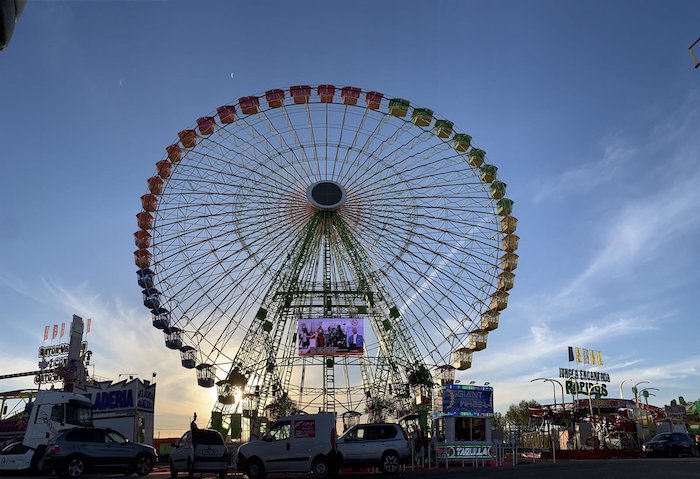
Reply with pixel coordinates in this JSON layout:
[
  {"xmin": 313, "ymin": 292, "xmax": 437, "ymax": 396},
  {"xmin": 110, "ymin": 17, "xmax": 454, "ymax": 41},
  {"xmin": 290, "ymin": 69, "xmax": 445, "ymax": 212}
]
[
  {"xmin": 170, "ymin": 428, "xmax": 228, "ymax": 479},
  {"xmin": 236, "ymin": 413, "xmax": 337, "ymax": 479}
]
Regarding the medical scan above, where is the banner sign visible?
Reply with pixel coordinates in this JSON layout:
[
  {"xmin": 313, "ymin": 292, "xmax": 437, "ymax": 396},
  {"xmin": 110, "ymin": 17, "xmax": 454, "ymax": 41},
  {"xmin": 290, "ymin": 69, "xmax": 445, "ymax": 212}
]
[
  {"xmin": 559, "ymin": 368, "xmax": 610, "ymax": 382},
  {"xmin": 436, "ymin": 444, "xmax": 493, "ymax": 459},
  {"xmin": 568, "ymin": 346, "xmax": 603, "ymax": 365},
  {"xmin": 434, "ymin": 385, "xmax": 494, "ymax": 418},
  {"xmin": 39, "ymin": 341, "xmax": 88, "ymax": 358}
]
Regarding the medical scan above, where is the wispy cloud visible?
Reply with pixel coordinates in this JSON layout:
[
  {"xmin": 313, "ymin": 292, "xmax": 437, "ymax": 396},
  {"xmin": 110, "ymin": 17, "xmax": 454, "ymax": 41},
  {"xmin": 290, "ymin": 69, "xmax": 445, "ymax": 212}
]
[{"xmin": 532, "ymin": 139, "xmax": 636, "ymax": 204}]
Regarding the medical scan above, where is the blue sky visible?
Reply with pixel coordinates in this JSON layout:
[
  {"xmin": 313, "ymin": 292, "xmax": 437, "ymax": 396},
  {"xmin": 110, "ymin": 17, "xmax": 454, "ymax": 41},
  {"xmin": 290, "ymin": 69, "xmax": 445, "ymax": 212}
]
[{"xmin": 1, "ymin": 0, "xmax": 699, "ymax": 435}]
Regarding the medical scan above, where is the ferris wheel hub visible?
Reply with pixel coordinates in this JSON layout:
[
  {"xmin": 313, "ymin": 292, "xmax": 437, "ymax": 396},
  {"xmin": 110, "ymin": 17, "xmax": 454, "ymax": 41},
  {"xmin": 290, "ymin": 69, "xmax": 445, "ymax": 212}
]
[{"xmin": 306, "ymin": 181, "xmax": 346, "ymax": 210}]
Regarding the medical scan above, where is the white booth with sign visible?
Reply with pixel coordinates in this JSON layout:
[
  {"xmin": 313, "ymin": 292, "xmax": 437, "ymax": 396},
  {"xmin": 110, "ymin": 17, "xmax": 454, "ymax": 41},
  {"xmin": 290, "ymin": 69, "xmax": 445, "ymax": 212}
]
[
  {"xmin": 76, "ymin": 378, "xmax": 156, "ymax": 445},
  {"xmin": 432, "ymin": 384, "xmax": 494, "ymax": 462}
]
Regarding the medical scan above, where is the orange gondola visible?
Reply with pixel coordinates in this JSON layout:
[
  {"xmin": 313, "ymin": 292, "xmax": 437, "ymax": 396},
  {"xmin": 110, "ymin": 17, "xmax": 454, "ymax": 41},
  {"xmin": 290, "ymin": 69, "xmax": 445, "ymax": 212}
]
[
  {"xmin": 156, "ymin": 160, "xmax": 172, "ymax": 179},
  {"xmin": 165, "ymin": 144, "xmax": 182, "ymax": 163},
  {"xmin": 365, "ymin": 91, "xmax": 383, "ymax": 110},
  {"xmin": 136, "ymin": 211, "xmax": 154, "ymax": 230},
  {"xmin": 178, "ymin": 129, "xmax": 197, "ymax": 148},
  {"xmin": 238, "ymin": 96, "xmax": 260, "ymax": 115},
  {"xmin": 141, "ymin": 194, "xmax": 157, "ymax": 212},
  {"xmin": 341, "ymin": 86, "xmax": 361, "ymax": 105},
  {"xmin": 134, "ymin": 230, "xmax": 151, "ymax": 249},
  {"xmin": 290, "ymin": 85, "xmax": 312, "ymax": 104},
  {"xmin": 196, "ymin": 117, "xmax": 216, "ymax": 136},
  {"xmin": 216, "ymin": 105, "xmax": 236, "ymax": 124},
  {"xmin": 147, "ymin": 176, "xmax": 164, "ymax": 195},
  {"xmin": 318, "ymin": 84, "xmax": 336, "ymax": 103},
  {"xmin": 265, "ymin": 89, "xmax": 285, "ymax": 108}
]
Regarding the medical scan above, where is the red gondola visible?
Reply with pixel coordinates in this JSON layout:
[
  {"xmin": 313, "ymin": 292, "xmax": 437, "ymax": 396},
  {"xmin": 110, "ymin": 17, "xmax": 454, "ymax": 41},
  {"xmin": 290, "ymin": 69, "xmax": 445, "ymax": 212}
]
[
  {"xmin": 165, "ymin": 144, "xmax": 182, "ymax": 163},
  {"xmin": 341, "ymin": 86, "xmax": 361, "ymax": 105},
  {"xmin": 147, "ymin": 176, "xmax": 164, "ymax": 195},
  {"xmin": 134, "ymin": 249, "xmax": 151, "ymax": 268},
  {"xmin": 141, "ymin": 194, "xmax": 158, "ymax": 212},
  {"xmin": 239, "ymin": 96, "xmax": 260, "ymax": 115},
  {"xmin": 197, "ymin": 117, "xmax": 216, "ymax": 136},
  {"xmin": 265, "ymin": 89, "xmax": 285, "ymax": 108},
  {"xmin": 365, "ymin": 91, "xmax": 383, "ymax": 110},
  {"xmin": 136, "ymin": 211, "xmax": 154, "ymax": 230},
  {"xmin": 318, "ymin": 84, "xmax": 335, "ymax": 103},
  {"xmin": 134, "ymin": 230, "xmax": 151, "ymax": 249},
  {"xmin": 290, "ymin": 85, "xmax": 312, "ymax": 104},
  {"xmin": 178, "ymin": 129, "xmax": 197, "ymax": 148},
  {"xmin": 217, "ymin": 105, "xmax": 236, "ymax": 124},
  {"xmin": 156, "ymin": 160, "xmax": 172, "ymax": 179}
]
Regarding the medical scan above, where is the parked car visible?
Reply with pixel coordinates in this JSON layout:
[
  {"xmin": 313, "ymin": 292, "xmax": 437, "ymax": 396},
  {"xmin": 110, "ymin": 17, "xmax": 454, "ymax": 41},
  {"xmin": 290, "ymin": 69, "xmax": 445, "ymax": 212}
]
[
  {"xmin": 170, "ymin": 427, "xmax": 228, "ymax": 479},
  {"xmin": 642, "ymin": 432, "xmax": 699, "ymax": 457},
  {"xmin": 336, "ymin": 423, "xmax": 411, "ymax": 474},
  {"xmin": 0, "ymin": 442, "xmax": 34, "ymax": 472},
  {"xmin": 236, "ymin": 413, "xmax": 337, "ymax": 479},
  {"xmin": 42, "ymin": 427, "xmax": 157, "ymax": 478}
]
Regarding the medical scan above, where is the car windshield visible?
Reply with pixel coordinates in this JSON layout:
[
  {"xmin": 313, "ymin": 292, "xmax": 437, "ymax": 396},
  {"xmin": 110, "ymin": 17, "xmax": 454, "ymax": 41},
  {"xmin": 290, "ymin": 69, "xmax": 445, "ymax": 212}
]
[
  {"xmin": 66, "ymin": 401, "xmax": 93, "ymax": 427},
  {"xmin": 651, "ymin": 433, "xmax": 672, "ymax": 441}
]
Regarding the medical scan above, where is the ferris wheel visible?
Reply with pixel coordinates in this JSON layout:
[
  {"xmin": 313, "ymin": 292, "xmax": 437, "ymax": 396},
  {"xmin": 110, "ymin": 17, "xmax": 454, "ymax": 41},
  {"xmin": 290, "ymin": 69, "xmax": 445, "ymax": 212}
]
[{"xmin": 134, "ymin": 85, "xmax": 518, "ymax": 432}]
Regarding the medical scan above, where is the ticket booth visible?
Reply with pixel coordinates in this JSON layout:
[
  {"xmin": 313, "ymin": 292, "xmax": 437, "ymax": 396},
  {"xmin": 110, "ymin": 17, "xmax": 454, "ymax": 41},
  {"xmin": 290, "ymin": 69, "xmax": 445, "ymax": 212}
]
[{"xmin": 432, "ymin": 384, "xmax": 494, "ymax": 462}]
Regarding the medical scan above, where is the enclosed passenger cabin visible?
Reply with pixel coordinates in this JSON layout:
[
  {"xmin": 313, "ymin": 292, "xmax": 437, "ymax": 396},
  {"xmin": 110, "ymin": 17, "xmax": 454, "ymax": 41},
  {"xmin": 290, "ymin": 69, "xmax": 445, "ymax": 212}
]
[
  {"xmin": 136, "ymin": 211, "xmax": 154, "ymax": 230},
  {"xmin": 490, "ymin": 291, "xmax": 509, "ymax": 311},
  {"xmin": 318, "ymin": 84, "xmax": 336, "ymax": 103},
  {"xmin": 178, "ymin": 129, "xmax": 197, "ymax": 148},
  {"xmin": 453, "ymin": 348, "xmax": 473, "ymax": 370},
  {"xmin": 134, "ymin": 249, "xmax": 151, "ymax": 269},
  {"xmin": 497, "ymin": 271, "xmax": 515, "ymax": 291},
  {"xmin": 341, "ymin": 86, "xmax": 361, "ymax": 105},
  {"xmin": 156, "ymin": 160, "xmax": 172, "ymax": 179},
  {"xmin": 436, "ymin": 364, "xmax": 456, "ymax": 385},
  {"xmin": 501, "ymin": 216, "xmax": 518, "ymax": 234},
  {"xmin": 412, "ymin": 108, "xmax": 433, "ymax": 127},
  {"xmin": 468, "ymin": 149, "xmax": 485, "ymax": 167},
  {"xmin": 490, "ymin": 181, "xmax": 507, "ymax": 199},
  {"xmin": 134, "ymin": 230, "xmax": 151, "ymax": 249},
  {"xmin": 501, "ymin": 252, "xmax": 519, "ymax": 271},
  {"xmin": 217, "ymin": 379, "xmax": 236, "ymax": 405},
  {"xmin": 265, "ymin": 89, "xmax": 285, "ymax": 108},
  {"xmin": 480, "ymin": 164, "xmax": 498, "ymax": 183},
  {"xmin": 453, "ymin": 133, "xmax": 472, "ymax": 152},
  {"xmin": 164, "ymin": 326, "xmax": 183, "ymax": 350},
  {"xmin": 289, "ymin": 85, "xmax": 311, "ymax": 104},
  {"xmin": 217, "ymin": 105, "xmax": 236, "ymax": 124},
  {"xmin": 467, "ymin": 331, "xmax": 488, "ymax": 351},
  {"xmin": 141, "ymin": 194, "xmax": 157, "ymax": 212},
  {"xmin": 238, "ymin": 96, "xmax": 260, "ymax": 115},
  {"xmin": 180, "ymin": 346, "xmax": 196, "ymax": 369},
  {"xmin": 196, "ymin": 364, "xmax": 215, "ymax": 388},
  {"xmin": 497, "ymin": 198, "xmax": 514, "ymax": 216},
  {"xmin": 166, "ymin": 144, "xmax": 182, "ymax": 163},
  {"xmin": 136, "ymin": 268, "xmax": 154, "ymax": 289},
  {"xmin": 142, "ymin": 288, "xmax": 160, "ymax": 309},
  {"xmin": 481, "ymin": 310, "xmax": 500, "ymax": 331},
  {"xmin": 151, "ymin": 307, "xmax": 170, "ymax": 330},
  {"xmin": 388, "ymin": 98, "xmax": 410, "ymax": 117},
  {"xmin": 365, "ymin": 91, "xmax": 383, "ymax": 110},
  {"xmin": 196, "ymin": 117, "xmax": 216, "ymax": 136},
  {"xmin": 434, "ymin": 120, "xmax": 454, "ymax": 139},
  {"xmin": 503, "ymin": 234, "xmax": 520, "ymax": 252},
  {"xmin": 147, "ymin": 176, "xmax": 164, "ymax": 195}
]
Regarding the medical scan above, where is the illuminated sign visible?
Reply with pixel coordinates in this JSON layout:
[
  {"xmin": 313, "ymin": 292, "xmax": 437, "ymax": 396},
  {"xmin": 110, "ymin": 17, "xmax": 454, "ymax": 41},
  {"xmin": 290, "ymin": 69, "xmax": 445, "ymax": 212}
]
[
  {"xmin": 436, "ymin": 444, "xmax": 492, "ymax": 459},
  {"xmin": 38, "ymin": 341, "xmax": 88, "ymax": 358},
  {"xmin": 434, "ymin": 385, "xmax": 494, "ymax": 418},
  {"xmin": 298, "ymin": 318, "xmax": 364, "ymax": 356}
]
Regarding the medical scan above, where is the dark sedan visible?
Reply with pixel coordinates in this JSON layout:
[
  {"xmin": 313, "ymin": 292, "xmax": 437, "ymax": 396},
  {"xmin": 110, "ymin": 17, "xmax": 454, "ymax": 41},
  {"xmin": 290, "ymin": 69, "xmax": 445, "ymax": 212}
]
[{"xmin": 642, "ymin": 432, "xmax": 698, "ymax": 457}]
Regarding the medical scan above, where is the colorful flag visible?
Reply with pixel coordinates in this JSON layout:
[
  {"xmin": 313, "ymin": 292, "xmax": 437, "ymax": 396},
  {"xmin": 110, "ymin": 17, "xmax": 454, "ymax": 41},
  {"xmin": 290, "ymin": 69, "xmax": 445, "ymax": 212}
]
[
  {"xmin": 52, "ymin": 324, "xmax": 58, "ymax": 339},
  {"xmin": 568, "ymin": 346, "xmax": 574, "ymax": 362},
  {"xmin": 60, "ymin": 323, "xmax": 65, "ymax": 338},
  {"xmin": 575, "ymin": 347, "xmax": 582, "ymax": 364},
  {"xmin": 43, "ymin": 325, "xmax": 49, "ymax": 341},
  {"xmin": 86, "ymin": 318, "xmax": 92, "ymax": 334},
  {"xmin": 582, "ymin": 348, "xmax": 590, "ymax": 364}
]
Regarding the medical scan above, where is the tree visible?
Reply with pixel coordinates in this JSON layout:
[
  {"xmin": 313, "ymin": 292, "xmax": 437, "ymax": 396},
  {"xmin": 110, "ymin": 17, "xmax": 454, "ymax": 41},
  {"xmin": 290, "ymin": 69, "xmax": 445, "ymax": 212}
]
[
  {"xmin": 491, "ymin": 412, "xmax": 505, "ymax": 431},
  {"xmin": 504, "ymin": 399, "xmax": 541, "ymax": 429}
]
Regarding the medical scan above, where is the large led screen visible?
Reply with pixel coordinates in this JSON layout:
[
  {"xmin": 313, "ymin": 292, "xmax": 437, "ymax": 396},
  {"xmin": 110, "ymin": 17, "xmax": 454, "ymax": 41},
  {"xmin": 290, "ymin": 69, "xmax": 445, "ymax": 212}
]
[{"xmin": 298, "ymin": 318, "xmax": 364, "ymax": 356}]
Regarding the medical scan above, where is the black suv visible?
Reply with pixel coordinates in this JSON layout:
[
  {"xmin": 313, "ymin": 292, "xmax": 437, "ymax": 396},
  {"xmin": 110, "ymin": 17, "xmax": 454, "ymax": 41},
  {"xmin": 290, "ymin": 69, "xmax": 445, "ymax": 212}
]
[{"xmin": 43, "ymin": 427, "xmax": 157, "ymax": 478}]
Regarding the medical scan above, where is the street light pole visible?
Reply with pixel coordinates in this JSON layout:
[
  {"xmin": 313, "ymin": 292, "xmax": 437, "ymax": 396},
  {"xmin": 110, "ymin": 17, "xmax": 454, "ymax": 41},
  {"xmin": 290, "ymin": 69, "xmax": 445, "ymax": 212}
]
[
  {"xmin": 531, "ymin": 378, "xmax": 558, "ymax": 464},
  {"xmin": 632, "ymin": 381, "xmax": 650, "ymax": 403},
  {"xmin": 619, "ymin": 378, "xmax": 633, "ymax": 399}
]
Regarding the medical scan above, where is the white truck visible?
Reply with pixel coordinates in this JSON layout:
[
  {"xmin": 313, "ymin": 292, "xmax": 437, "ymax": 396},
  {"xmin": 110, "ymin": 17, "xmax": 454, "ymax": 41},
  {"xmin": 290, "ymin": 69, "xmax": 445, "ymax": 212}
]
[{"xmin": 0, "ymin": 390, "xmax": 93, "ymax": 472}]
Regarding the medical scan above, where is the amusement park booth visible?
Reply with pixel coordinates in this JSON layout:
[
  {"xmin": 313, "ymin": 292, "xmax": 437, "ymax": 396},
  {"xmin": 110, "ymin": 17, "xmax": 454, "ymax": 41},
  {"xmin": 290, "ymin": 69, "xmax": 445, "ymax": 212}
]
[
  {"xmin": 432, "ymin": 383, "xmax": 494, "ymax": 461},
  {"xmin": 76, "ymin": 378, "xmax": 156, "ymax": 445}
]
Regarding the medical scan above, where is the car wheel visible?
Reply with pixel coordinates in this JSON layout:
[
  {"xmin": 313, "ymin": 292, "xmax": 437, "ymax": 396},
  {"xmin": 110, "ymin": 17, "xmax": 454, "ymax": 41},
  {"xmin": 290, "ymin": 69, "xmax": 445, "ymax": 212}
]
[
  {"xmin": 311, "ymin": 456, "xmax": 330, "ymax": 478},
  {"xmin": 691, "ymin": 446, "xmax": 699, "ymax": 457},
  {"xmin": 219, "ymin": 470, "xmax": 227, "ymax": 479},
  {"xmin": 65, "ymin": 454, "xmax": 87, "ymax": 478},
  {"xmin": 135, "ymin": 454, "xmax": 154, "ymax": 476},
  {"xmin": 380, "ymin": 451, "xmax": 400, "ymax": 475},
  {"xmin": 169, "ymin": 459, "xmax": 178, "ymax": 478},
  {"xmin": 246, "ymin": 458, "xmax": 266, "ymax": 479}
]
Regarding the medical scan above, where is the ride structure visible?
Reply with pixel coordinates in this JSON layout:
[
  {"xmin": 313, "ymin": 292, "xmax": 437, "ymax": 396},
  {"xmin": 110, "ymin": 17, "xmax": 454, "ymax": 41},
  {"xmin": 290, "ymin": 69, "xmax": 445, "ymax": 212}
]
[{"xmin": 134, "ymin": 85, "xmax": 519, "ymax": 437}]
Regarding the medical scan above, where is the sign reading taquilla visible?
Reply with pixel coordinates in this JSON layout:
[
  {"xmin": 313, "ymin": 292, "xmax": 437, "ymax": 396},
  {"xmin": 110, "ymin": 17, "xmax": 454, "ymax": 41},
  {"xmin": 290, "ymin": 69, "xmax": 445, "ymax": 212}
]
[{"xmin": 436, "ymin": 444, "xmax": 493, "ymax": 459}]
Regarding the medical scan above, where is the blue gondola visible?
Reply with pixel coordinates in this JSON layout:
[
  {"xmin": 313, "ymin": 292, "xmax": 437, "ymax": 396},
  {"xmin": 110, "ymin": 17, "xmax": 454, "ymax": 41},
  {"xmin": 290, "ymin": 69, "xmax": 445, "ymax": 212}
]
[
  {"xmin": 164, "ymin": 327, "xmax": 182, "ymax": 350},
  {"xmin": 142, "ymin": 288, "xmax": 160, "ymax": 309},
  {"xmin": 151, "ymin": 307, "xmax": 170, "ymax": 329},
  {"xmin": 180, "ymin": 346, "xmax": 196, "ymax": 369},
  {"xmin": 137, "ymin": 268, "xmax": 155, "ymax": 289}
]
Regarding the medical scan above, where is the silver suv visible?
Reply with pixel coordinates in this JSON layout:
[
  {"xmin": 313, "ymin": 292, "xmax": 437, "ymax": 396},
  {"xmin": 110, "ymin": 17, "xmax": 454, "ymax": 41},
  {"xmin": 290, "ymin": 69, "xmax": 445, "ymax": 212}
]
[
  {"xmin": 336, "ymin": 423, "xmax": 410, "ymax": 474},
  {"xmin": 42, "ymin": 427, "xmax": 156, "ymax": 478}
]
